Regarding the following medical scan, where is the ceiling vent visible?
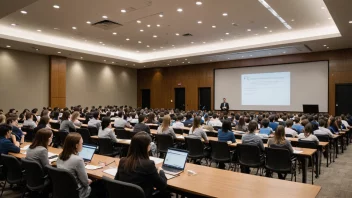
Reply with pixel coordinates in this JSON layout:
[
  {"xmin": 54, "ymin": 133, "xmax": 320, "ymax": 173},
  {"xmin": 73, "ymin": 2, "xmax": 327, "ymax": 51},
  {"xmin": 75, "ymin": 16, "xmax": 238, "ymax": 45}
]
[
  {"xmin": 183, "ymin": 33, "xmax": 193, "ymax": 37},
  {"xmin": 92, "ymin": 20, "xmax": 123, "ymax": 30}
]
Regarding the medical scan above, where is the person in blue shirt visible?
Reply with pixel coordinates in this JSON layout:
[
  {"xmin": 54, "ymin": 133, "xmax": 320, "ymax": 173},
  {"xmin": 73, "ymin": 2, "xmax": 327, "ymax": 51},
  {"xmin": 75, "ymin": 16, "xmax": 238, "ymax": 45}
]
[
  {"xmin": 182, "ymin": 113, "xmax": 193, "ymax": 127},
  {"xmin": 268, "ymin": 115, "xmax": 278, "ymax": 131},
  {"xmin": 328, "ymin": 117, "xmax": 339, "ymax": 134},
  {"xmin": 6, "ymin": 116, "xmax": 24, "ymax": 143},
  {"xmin": 292, "ymin": 117, "xmax": 304, "ymax": 134},
  {"xmin": 0, "ymin": 124, "xmax": 20, "ymax": 154},
  {"xmin": 218, "ymin": 120, "xmax": 236, "ymax": 143},
  {"xmin": 259, "ymin": 118, "xmax": 273, "ymax": 136}
]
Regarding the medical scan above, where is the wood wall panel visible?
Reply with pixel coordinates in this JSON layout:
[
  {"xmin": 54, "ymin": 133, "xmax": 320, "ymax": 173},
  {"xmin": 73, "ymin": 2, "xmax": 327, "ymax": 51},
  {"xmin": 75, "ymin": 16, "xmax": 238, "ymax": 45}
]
[
  {"xmin": 137, "ymin": 48, "xmax": 352, "ymax": 115},
  {"xmin": 50, "ymin": 56, "xmax": 67, "ymax": 108}
]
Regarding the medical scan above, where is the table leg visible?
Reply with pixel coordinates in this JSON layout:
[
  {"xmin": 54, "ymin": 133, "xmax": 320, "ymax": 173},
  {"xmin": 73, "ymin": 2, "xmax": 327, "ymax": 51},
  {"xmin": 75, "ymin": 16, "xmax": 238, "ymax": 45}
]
[
  {"xmin": 299, "ymin": 157, "xmax": 308, "ymax": 183},
  {"xmin": 315, "ymin": 152, "xmax": 319, "ymax": 178},
  {"xmin": 341, "ymin": 135, "xmax": 344, "ymax": 154},
  {"xmin": 327, "ymin": 145, "xmax": 329, "ymax": 167},
  {"xmin": 335, "ymin": 139, "xmax": 339, "ymax": 157}
]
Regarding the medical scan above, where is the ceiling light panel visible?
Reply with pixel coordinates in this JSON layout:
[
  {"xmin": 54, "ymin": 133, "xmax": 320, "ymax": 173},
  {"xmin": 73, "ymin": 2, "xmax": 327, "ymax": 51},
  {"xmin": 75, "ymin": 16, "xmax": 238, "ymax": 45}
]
[{"xmin": 258, "ymin": 0, "xmax": 292, "ymax": 29}]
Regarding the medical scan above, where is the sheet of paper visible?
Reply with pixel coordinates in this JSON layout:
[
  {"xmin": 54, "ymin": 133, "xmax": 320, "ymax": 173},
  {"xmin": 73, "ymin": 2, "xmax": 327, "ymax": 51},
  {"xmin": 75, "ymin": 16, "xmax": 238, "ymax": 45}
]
[
  {"xmin": 49, "ymin": 157, "xmax": 58, "ymax": 163},
  {"xmin": 150, "ymin": 156, "xmax": 164, "ymax": 165},
  {"xmin": 165, "ymin": 173, "xmax": 178, "ymax": 180},
  {"xmin": 85, "ymin": 165, "xmax": 103, "ymax": 170},
  {"xmin": 103, "ymin": 168, "xmax": 118, "ymax": 176},
  {"xmin": 177, "ymin": 135, "xmax": 184, "ymax": 139},
  {"xmin": 20, "ymin": 145, "xmax": 30, "ymax": 151},
  {"xmin": 294, "ymin": 150, "xmax": 303, "ymax": 154},
  {"xmin": 48, "ymin": 152, "xmax": 58, "ymax": 157}
]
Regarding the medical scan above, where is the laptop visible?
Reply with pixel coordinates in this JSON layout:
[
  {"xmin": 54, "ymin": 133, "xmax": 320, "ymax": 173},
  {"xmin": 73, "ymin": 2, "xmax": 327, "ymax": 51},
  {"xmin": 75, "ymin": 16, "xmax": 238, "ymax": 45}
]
[
  {"xmin": 162, "ymin": 148, "xmax": 188, "ymax": 176},
  {"xmin": 78, "ymin": 144, "xmax": 97, "ymax": 162}
]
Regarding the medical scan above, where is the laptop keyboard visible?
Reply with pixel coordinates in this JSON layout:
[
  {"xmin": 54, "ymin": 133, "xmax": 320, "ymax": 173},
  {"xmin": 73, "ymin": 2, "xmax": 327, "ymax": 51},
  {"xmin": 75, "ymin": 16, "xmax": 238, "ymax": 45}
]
[{"xmin": 162, "ymin": 166, "xmax": 178, "ymax": 172}]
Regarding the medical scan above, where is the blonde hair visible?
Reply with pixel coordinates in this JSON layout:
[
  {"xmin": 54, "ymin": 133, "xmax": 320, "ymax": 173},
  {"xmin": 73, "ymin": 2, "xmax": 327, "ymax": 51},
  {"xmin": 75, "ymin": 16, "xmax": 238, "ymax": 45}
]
[
  {"xmin": 161, "ymin": 115, "xmax": 171, "ymax": 132},
  {"xmin": 0, "ymin": 115, "xmax": 6, "ymax": 124},
  {"xmin": 71, "ymin": 111, "xmax": 80, "ymax": 122}
]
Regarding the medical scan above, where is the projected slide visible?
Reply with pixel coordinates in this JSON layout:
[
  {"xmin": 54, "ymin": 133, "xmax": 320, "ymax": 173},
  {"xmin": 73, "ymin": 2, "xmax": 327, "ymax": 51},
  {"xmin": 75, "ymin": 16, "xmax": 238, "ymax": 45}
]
[{"xmin": 241, "ymin": 72, "xmax": 290, "ymax": 106}]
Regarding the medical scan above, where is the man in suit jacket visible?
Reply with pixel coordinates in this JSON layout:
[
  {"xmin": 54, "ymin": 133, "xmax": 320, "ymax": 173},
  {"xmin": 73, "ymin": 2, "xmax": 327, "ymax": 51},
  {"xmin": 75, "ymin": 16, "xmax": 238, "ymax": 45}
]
[{"xmin": 220, "ymin": 98, "xmax": 229, "ymax": 112}]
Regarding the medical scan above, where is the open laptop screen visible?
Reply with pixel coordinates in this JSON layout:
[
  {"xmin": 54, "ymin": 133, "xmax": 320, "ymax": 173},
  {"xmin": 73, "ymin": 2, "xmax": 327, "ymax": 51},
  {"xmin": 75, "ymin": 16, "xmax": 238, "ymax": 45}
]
[
  {"xmin": 163, "ymin": 148, "xmax": 188, "ymax": 170},
  {"xmin": 78, "ymin": 144, "xmax": 96, "ymax": 161}
]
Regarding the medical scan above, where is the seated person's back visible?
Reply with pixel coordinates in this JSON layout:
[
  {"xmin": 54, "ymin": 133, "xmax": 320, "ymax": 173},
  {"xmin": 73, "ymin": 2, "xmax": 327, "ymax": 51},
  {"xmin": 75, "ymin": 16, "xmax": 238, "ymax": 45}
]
[
  {"xmin": 133, "ymin": 115, "xmax": 150, "ymax": 134},
  {"xmin": 188, "ymin": 116, "xmax": 209, "ymax": 143},
  {"xmin": 26, "ymin": 128, "xmax": 53, "ymax": 168},
  {"xmin": 87, "ymin": 111, "xmax": 101, "ymax": 129},
  {"xmin": 241, "ymin": 121, "xmax": 264, "ymax": 151},
  {"xmin": 259, "ymin": 118, "xmax": 273, "ymax": 135},
  {"xmin": 98, "ymin": 117, "xmax": 117, "ymax": 143},
  {"xmin": 0, "ymin": 124, "xmax": 20, "ymax": 154},
  {"xmin": 217, "ymin": 120, "xmax": 235, "ymax": 143},
  {"xmin": 157, "ymin": 115, "xmax": 176, "ymax": 139},
  {"xmin": 23, "ymin": 113, "xmax": 37, "ymax": 129},
  {"xmin": 314, "ymin": 119, "xmax": 334, "ymax": 138},
  {"xmin": 298, "ymin": 123, "xmax": 319, "ymax": 144},
  {"xmin": 267, "ymin": 125, "xmax": 293, "ymax": 153},
  {"xmin": 285, "ymin": 119, "xmax": 298, "ymax": 137}
]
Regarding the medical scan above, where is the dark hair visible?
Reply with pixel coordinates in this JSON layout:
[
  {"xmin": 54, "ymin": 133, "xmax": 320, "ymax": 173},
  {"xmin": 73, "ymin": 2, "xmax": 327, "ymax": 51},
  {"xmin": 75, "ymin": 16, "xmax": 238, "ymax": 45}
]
[
  {"xmin": 294, "ymin": 117, "xmax": 300, "ymax": 123},
  {"xmin": 25, "ymin": 112, "xmax": 33, "ymax": 120},
  {"xmin": 269, "ymin": 116, "xmax": 275, "ymax": 122},
  {"xmin": 301, "ymin": 119, "xmax": 309, "ymax": 127},
  {"xmin": 221, "ymin": 120, "xmax": 232, "ymax": 132},
  {"xmin": 38, "ymin": 116, "xmax": 50, "ymax": 126},
  {"xmin": 29, "ymin": 128, "xmax": 52, "ymax": 149},
  {"xmin": 192, "ymin": 116, "xmax": 201, "ymax": 129},
  {"xmin": 318, "ymin": 119, "xmax": 326, "ymax": 127},
  {"xmin": 61, "ymin": 111, "xmax": 70, "ymax": 121},
  {"xmin": 329, "ymin": 117, "xmax": 337, "ymax": 128},
  {"xmin": 238, "ymin": 117, "xmax": 245, "ymax": 126},
  {"xmin": 248, "ymin": 121, "xmax": 258, "ymax": 132},
  {"xmin": 261, "ymin": 118, "xmax": 269, "ymax": 128},
  {"xmin": 101, "ymin": 117, "xmax": 111, "ymax": 130},
  {"xmin": 0, "ymin": 124, "xmax": 12, "ymax": 136},
  {"xmin": 40, "ymin": 110, "xmax": 49, "ymax": 117},
  {"xmin": 93, "ymin": 111, "xmax": 100, "ymax": 119},
  {"xmin": 177, "ymin": 115, "xmax": 183, "ymax": 121},
  {"xmin": 186, "ymin": 113, "xmax": 192, "ymax": 120},
  {"xmin": 286, "ymin": 119, "xmax": 293, "ymax": 127},
  {"xmin": 6, "ymin": 116, "xmax": 18, "ymax": 125},
  {"xmin": 59, "ymin": 133, "xmax": 82, "ymax": 161},
  {"xmin": 308, "ymin": 115, "xmax": 313, "ymax": 122},
  {"xmin": 124, "ymin": 132, "xmax": 152, "ymax": 172},
  {"xmin": 32, "ymin": 108, "xmax": 38, "ymax": 114},
  {"xmin": 274, "ymin": 125, "xmax": 286, "ymax": 144},
  {"xmin": 147, "ymin": 113, "xmax": 155, "ymax": 123},
  {"xmin": 117, "ymin": 111, "xmax": 123, "ymax": 118},
  {"xmin": 304, "ymin": 123, "xmax": 313, "ymax": 136},
  {"xmin": 138, "ymin": 114, "xmax": 146, "ymax": 123}
]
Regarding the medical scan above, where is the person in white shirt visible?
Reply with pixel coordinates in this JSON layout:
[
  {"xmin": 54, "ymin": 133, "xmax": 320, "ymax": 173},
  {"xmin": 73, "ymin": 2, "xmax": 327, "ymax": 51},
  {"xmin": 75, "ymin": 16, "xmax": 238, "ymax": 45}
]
[
  {"xmin": 341, "ymin": 115, "xmax": 350, "ymax": 129},
  {"xmin": 285, "ymin": 120, "xmax": 298, "ymax": 137},
  {"xmin": 314, "ymin": 119, "xmax": 334, "ymax": 138},
  {"xmin": 208, "ymin": 114, "xmax": 222, "ymax": 127},
  {"xmin": 87, "ymin": 111, "xmax": 101, "ymax": 129},
  {"xmin": 298, "ymin": 123, "xmax": 319, "ymax": 144},
  {"xmin": 114, "ymin": 112, "xmax": 132, "ymax": 128},
  {"xmin": 172, "ymin": 115, "xmax": 185, "ymax": 128},
  {"xmin": 23, "ymin": 113, "xmax": 37, "ymax": 129}
]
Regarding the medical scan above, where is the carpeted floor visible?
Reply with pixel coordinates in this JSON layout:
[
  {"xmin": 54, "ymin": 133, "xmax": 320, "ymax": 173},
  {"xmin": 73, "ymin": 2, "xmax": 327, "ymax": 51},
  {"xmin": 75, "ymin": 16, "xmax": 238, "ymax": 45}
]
[{"xmin": 2, "ymin": 145, "xmax": 352, "ymax": 198}]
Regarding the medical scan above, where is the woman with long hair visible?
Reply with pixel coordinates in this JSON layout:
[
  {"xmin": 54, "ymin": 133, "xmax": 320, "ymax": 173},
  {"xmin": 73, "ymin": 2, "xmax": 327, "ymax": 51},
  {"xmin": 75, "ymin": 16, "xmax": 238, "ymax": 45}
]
[
  {"xmin": 268, "ymin": 125, "xmax": 293, "ymax": 153},
  {"xmin": 115, "ymin": 132, "xmax": 167, "ymax": 198},
  {"xmin": 157, "ymin": 115, "xmax": 176, "ymax": 139},
  {"xmin": 235, "ymin": 117, "xmax": 248, "ymax": 132},
  {"xmin": 71, "ymin": 111, "xmax": 82, "ymax": 127},
  {"xmin": 59, "ymin": 111, "xmax": 76, "ymax": 132},
  {"xmin": 57, "ymin": 133, "xmax": 92, "ymax": 198},
  {"xmin": 189, "ymin": 116, "xmax": 208, "ymax": 143},
  {"xmin": 26, "ymin": 128, "xmax": 53, "ymax": 168}
]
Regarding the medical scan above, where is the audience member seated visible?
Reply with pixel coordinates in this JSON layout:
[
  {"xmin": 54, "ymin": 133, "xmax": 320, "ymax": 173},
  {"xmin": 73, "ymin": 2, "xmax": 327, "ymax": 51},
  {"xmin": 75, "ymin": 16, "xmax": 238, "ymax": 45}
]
[
  {"xmin": 218, "ymin": 120, "xmax": 235, "ymax": 143},
  {"xmin": 314, "ymin": 119, "xmax": 334, "ymax": 138},
  {"xmin": 23, "ymin": 112, "xmax": 37, "ymax": 129},
  {"xmin": 26, "ymin": 128, "xmax": 53, "ymax": 168},
  {"xmin": 115, "ymin": 132, "xmax": 167, "ymax": 198},
  {"xmin": 146, "ymin": 113, "xmax": 158, "ymax": 124},
  {"xmin": 268, "ymin": 116, "xmax": 279, "ymax": 131},
  {"xmin": 172, "ymin": 115, "xmax": 185, "ymax": 128},
  {"xmin": 308, "ymin": 115, "xmax": 319, "ymax": 131},
  {"xmin": 285, "ymin": 119, "xmax": 298, "ymax": 137},
  {"xmin": 6, "ymin": 116, "xmax": 25, "ymax": 143},
  {"xmin": 298, "ymin": 123, "xmax": 319, "ymax": 144},
  {"xmin": 182, "ymin": 113, "xmax": 193, "ymax": 127},
  {"xmin": 0, "ymin": 124, "xmax": 20, "ymax": 154},
  {"xmin": 98, "ymin": 117, "xmax": 118, "ymax": 143},
  {"xmin": 328, "ymin": 117, "xmax": 339, "ymax": 134},
  {"xmin": 71, "ymin": 111, "xmax": 82, "ymax": 127},
  {"xmin": 88, "ymin": 111, "xmax": 101, "ymax": 129},
  {"xmin": 189, "ymin": 116, "xmax": 209, "ymax": 143},
  {"xmin": 133, "ymin": 114, "xmax": 150, "ymax": 134},
  {"xmin": 292, "ymin": 117, "xmax": 304, "ymax": 134},
  {"xmin": 59, "ymin": 111, "xmax": 76, "ymax": 132},
  {"xmin": 114, "ymin": 112, "xmax": 132, "ymax": 128},
  {"xmin": 0, "ymin": 114, "xmax": 6, "ymax": 124},
  {"xmin": 259, "ymin": 118, "xmax": 273, "ymax": 136},
  {"xmin": 235, "ymin": 117, "xmax": 248, "ymax": 132},
  {"xmin": 157, "ymin": 115, "xmax": 177, "ymax": 139},
  {"xmin": 57, "ymin": 133, "xmax": 92, "ymax": 198},
  {"xmin": 34, "ymin": 116, "xmax": 51, "ymax": 134},
  {"xmin": 208, "ymin": 114, "xmax": 222, "ymax": 127}
]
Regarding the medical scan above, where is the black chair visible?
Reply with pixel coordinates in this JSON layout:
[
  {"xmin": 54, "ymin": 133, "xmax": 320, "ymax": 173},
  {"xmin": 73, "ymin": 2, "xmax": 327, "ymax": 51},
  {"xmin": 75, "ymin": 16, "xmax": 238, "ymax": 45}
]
[
  {"xmin": 184, "ymin": 137, "xmax": 206, "ymax": 163},
  {"xmin": 206, "ymin": 131, "xmax": 217, "ymax": 137},
  {"xmin": 315, "ymin": 134, "xmax": 332, "ymax": 167},
  {"xmin": 98, "ymin": 138, "xmax": 119, "ymax": 157},
  {"xmin": 102, "ymin": 176, "xmax": 145, "ymax": 198},
  {"xmin": 21, "ymin": 127, "xmax": 35, "ymax": 142},
  {"xmin": 46, "ymin": 165, "xmax": 79, "ymax": 198},
  {"xmin": 173, "ymin": 128, "xmax": 183, "ymax": 135},
  {"xmin": 21, "ymin": 158, "xmax": 50, "ymax": 196},
  {"xmin": 88, "ymin": 126, "xmax": 98, "ymax": 136},
  {"xmin": 209, "ymin": 141, "xmax": 233, "ymax": 170},
  {"xmin": 0, "ymin": 154, "xmax": 25, "ymax": 196},
  {"xmin": 237, "ymin": 144, "xmax": 265, "ymax": 175},
  {"xmin": 115, "ymin": 128, "xmax": 133, "ymax": 139},
  {"xmin": 156, "ymin": 134, "xmax": 174, "ymax": 158},
  {"xmin": 55, "ymin": 130, "xmax": 68, "ymax": 147},
  {"xmin": 265, "ymin": 147, "xmax": 296, "ymax": 181},
  {"xmin": 77, "ymin": 128, "xmax": 92, "ymax": 144},
  {"xmin": 261, "ymin": 138, "xmax": 268, "ymax": 144},
  {"xmin": 50, "ymin": 122, "xmax": 60, "ymax": 130},
  {"xmin": 184, "ymin": 123, "xmax": 192, "ymax": 127},
  {"xmin": 148, "ymin": 125, "xmax": 158, "ymax": 130},
  {"xmin": 297, "ymin": 140, "xmax": 318, "ymax": 184},
  {"xmin": 285, "ymin": 134, "xmax": 293, "ymax": 137}
]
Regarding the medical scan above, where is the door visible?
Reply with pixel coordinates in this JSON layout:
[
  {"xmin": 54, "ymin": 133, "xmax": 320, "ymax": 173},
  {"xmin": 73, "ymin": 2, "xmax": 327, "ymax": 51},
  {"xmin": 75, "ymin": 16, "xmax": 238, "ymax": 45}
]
[
  {"xmin": 336, "ymin": 84, "xmax": 352, "ymax": 115},
  {"xmin": 198, "ymin": 87, "xmax": 211, "ymax": 110},
  {"xmin": 175, "ymin": 88, "xmax": 185, "ymax": 110},
  {"xmin": 141, "ymin": 89, "xmax": 151, "ymax": 108}
]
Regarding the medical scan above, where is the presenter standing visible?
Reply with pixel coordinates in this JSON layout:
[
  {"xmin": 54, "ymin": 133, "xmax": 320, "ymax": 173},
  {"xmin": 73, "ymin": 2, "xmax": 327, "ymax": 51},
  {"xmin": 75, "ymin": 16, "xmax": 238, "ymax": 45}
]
[{"xmin": 220, "ymin": 98, "xmax": 229, "ymax": 113}]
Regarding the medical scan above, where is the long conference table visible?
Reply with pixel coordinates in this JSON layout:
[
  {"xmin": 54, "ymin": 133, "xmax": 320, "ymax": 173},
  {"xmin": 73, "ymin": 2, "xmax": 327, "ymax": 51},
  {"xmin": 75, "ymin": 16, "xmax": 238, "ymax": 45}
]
[{"xmin": 10, "ymin": 142, "xmax": 321, "ymax": 198}]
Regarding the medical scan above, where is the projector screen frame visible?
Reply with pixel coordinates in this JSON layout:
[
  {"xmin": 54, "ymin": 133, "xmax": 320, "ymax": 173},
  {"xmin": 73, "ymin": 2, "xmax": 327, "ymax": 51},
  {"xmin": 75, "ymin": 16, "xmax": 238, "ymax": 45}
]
[{"xmin": 213, "ymin": 60, "xmax": 330, "ymax": 113}]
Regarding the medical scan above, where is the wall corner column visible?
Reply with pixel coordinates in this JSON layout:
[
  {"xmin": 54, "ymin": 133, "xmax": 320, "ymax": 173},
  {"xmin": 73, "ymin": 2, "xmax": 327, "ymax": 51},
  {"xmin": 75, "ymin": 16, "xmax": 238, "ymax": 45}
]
[{"xmin": 49, "ymin": 56, "xmax": 67, "ymax": 108}]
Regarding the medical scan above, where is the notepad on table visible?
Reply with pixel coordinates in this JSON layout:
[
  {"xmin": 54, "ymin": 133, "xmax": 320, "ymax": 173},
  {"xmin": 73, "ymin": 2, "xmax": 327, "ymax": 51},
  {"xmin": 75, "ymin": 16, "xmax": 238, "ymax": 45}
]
[
  {"xmin": 103, "ymin": 168, "xmax": 118, "ymax": 176},
  {"xmin": 85, "ymin": 165, "xmax": 103, "ymax": 170},
  {"xmin": 20, "ymin": 145, "xmax": 30, "ymax": 151},
  {"xmin": 150, "ymin": 156, "xmax": 164, "ymax": 165},
  {"xmin": 294, "ymin": 150, "xmax": 303, "ymax": 154}
]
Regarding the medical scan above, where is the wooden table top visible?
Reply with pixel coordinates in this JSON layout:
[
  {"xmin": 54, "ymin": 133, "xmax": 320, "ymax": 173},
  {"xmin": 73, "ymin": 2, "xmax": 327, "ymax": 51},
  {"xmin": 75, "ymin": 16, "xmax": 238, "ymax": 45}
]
[{"xmin": 10, "ymin": 143, "xmax": 321, "ymax": 198}]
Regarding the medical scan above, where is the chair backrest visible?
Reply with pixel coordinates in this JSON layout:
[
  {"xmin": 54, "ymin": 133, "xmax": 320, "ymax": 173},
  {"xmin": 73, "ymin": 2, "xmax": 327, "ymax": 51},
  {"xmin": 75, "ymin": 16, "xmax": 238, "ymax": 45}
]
[
  {"xmin": 265, "ymin": 147, "xmax": 292, "ymax": 172},
  {"xmin": 50, "ymin": 122, "xmax": 60, "ymax": 130},
  {"xmin": 234, "ymin": 134, "xmax": 243, "ymax": 139},
  {"xmin": 285, "ymin": 134, "xmax": 293, "ymax": 137},
  {"xmin": 88, "ymin": 126, "xmax": 98, "ymax": 136},
  {"xmin": 115, "ymin": 128, "xmax": 132, "ymax": 139},
  {"xmin": 22, "ymin": 127, "xmax": 35, "ymax": 142},
  {"xmin": 184, "ymin": 137, "xmax": 205, "ymax": 158},
  {"xmin": 209, "ymin": 140, "xmax": 230, "ymax": 161},
  {"xmin": 21, "ymin": 158, "xmax": 46, "ymax": 190},
  {"xmin": 262, "ymin": 138, "xmax": 268, "ymax": 144},
  {"xmin": 77, "ymin": 128, "xmax": 92, "ymax": 144},
  {"xmin": 130, "ymin": 122, "xmax": 136, "ymax": 127},
  {"xmin": 148, "ymin": 125, "xmax": 158, "ymax": 130},
  {"xmin": 297, "ymin": 140, "xmax": 318, "ymax": 149},
  {"xmin": 315, "ymin": 134, "xmax": 330, "ymax": 142},
  {"xmin": 184, "ymin": 123, "xmax": 192, "ymax": 127},
  {"xmin": 237, "ymin": 144, "xmax": 263, "ymax": 167},
  {"xmin": 102, "ymin": 176, "xmax": 145, "ymax": 198},
  {"xmin": 156, "ymin": 134, "xmax": 174, "ymax": 153},
  {"xmin": 1, "ymin": 154, "xmax": 23, "ymax": 183},
  {"xmin": 46, "ymin": 165, "xmax": 79, "ymax": 198},
  {"xmin": 206, "ymin": 131, "xmax": 217, "ymax": 137},
  {"xmin": 173, "ymin": 128, "xmax": 183, "ymax": 135},
  {"xmin": 213, "ymin": 126, "xmax": 221, "ymax": 131},
  {"xmin": 98, "ymin": 138, "xmax": 114, "ymax": 156},
  {"xmin": 57, "ymin": 130, "xmax": 68, "ymax": 147}
]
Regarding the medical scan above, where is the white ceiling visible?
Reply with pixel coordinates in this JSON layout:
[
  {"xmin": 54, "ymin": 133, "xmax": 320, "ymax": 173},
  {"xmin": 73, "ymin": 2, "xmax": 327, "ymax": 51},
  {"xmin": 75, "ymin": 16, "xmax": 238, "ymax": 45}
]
[{"xmin": 0, "ymin": 0, "xmax": 351, "ymax": 68}]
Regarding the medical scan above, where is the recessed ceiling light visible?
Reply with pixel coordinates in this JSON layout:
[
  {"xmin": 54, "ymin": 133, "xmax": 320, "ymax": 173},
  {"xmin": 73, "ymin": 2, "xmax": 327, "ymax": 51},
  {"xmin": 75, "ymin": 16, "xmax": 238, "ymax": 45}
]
[
  {"xmin": 147, "ymin": 24, "xmax": 151, "ymax": 27},
  {"xmin": 80, "ymin": 57, "xmax": 83, "ymax": 59},
  {"xmin": 227, "ymin": 58, "xmax": 230, "ymax": 60},
  {"xmin": 327, "ymin": 47, "xmax": 330, "ymax": 49},
  {"xmin": 258, "ymin": 0, "xmax": 292, "ymax": 30},
  {"xmin": 212, "ymin": 25, "xmax": 216, "ymax": 28},
  {"xmin": 197, "ymin": 21, "xmax": 202, "ymax": 24},
  {"xmin": 182, "ymin": 62, "xmax": 184, "ymax": 63},
  {"xmin": 185, "ymin": 59, "xmax": 187, "ymax": 60},
  {"xmin": 104, "ymin": 60, "xmax": 106, "ymax": 62},
  {"xmin": 159, "ymin": 14, "xmax": 163, "ymax": 17},
  {"xmin": 210, "ymin": 60, "xmax": 212, "ymax": 61},
  {"xmin": 203, "ymin": 42, "xmax": 206, "ymax": 44},
  {"xmin": 136, "ymin": 51, "xmax": 139, "ymax": 53},
  {"xmin": 147, "ymin": 45, "xmax": 150, "ymax": 47},
  {"xmin": 191, "ymin": 42, "xmax": 194, "ymax": 44},
  {"xmin": 255, "ymin": 34, "xmax": 258, "ymax": 36},
  {"xmin": 328, "ymin": 17, "xmax": 332, "ymax": 20},
  {"xmin": 156, "ymin": 24, "xmax": 160, "ymax": 27},
  {"xmin": 291, "ymin": 19, "xmax": 295, "ymax": 22},
  {"xmin": 153, "ymin": 49, "xmax": 156, "ymax": 51},
  {"xmin": 21, "ymin": 11, "xmax": 27, "ymax": 14},
  {"xmin": 99, "ymin": 41, "xmax": 103, "ymax": 44},
  {"xmin": 264, "ymin": 26, "xmax": 268, "ymax": 29},
  {"xmin": 321, "ymin": 7, "xmax": 326, "ymax": 9},
  {"xmin": 249, "ymin": 55, "xmax": 252, "ymax": 57},
  {"xmin": 53, "ymin": 28, "xmax": 59, "ymax": 30},
  {"xmin": 167, "ymin": 64, "xmax": 169, "ymax": 65},
  {"xmin": 57, "ymin": 52, "xmax": 61, "ymax": 54},
  {"xmin": 323, "ymin": 45, "xmax": 327, "ymax": 47},
  {"xmin": 225, "ymin": 32, "xmax": 229, "ymax": 35},
  {"xmin": 113, "ymin": 32, "xmax": 117, "ymax": 35},
  {"xmin": 137, "ymin": 20, "xmax": 141, "ymax": 23},
  {"xmin": 138, "ymin": 41, "xmax": 142, "ymax": 43},
  {"xmin": 37, "ymin": 29, "xmax": 42, "ymax": 32},
  {"xmin": 112, "ymin": 62, "xmax": 115, "ymax": 64},
  {"xmin": 53, "ymin": 5, "xmax": 60, "ymax": 9},
  {"xmin": 133, "ymin": 64, "xmax": 135, "ymax": 66},
  {"xmin": 35, "ymin": 48, "xmax": 39, "ymax": 51},
  {"xmin": 177, "ymin": 8, "xmax": 183, "ymax": 12},
  {"xmin": 11, "ymin": 23, "xmax": 17, "ymax": 26},
  {"xmin": 72, "ymin": 27, "xmax": 77, "ymax": 30},
  {"xmin": 269, "ymin": 30, "xmax": 273, "ymax": 32},
  {"xmin": 126, "ymin": 38, "xmax": 130, "ymax": 41},
  {"xmin": 102, "ymin": 44, "xmax": 105, "ymax": 46},
  {"xmin": 153, "ymin": 35, "xmax": 157, "ymax": 38},
  {"xmin": 86, "ymin": 21, "xmax": 91, "ymax": 24},
  {"xmin": 220, "ymin": 39, "xmax": 224, "ymax": 41},
  {"xmin": 349, "ymin": 21, "xmax": 352, "ymax": 24},
  {"xmin": 247, "ymin": 29, "xmax": 251, "ymax": 31},
  {"xmin": 140, "ymin": 29, "xmax": 144, "ymax": 32},
  {"xmin": 6, "ymin": 45, "xmax": 11, "ymax": 48},
  {"xmin": 102, "ymin": 16, "xmax": 108, "ymax": 19},
  {"xmin": 222, "ymin": 13, "xmax": 228, "ymax": 16},
  {"xmin": 283, "ymin": 52, "xmax": 286, "ymax": 54},
  {"xmin": 188, "ymin": 62, "xmax": 191, "ymax": 63},
  {"xmin": 175, "ymin": 33, "xmax": 180, "ymax": 36},
  {"xmin": 160, "ymin": 47, "xmax": 163, "ymax": 49},
  {"xmin": 121, "ymin": 9, "xmax": 126, "ymax": 13},
  {"xmin": 144, "ymin": 66, "xmax": 146, "ymax": 67},
  {"xmin": 172, "ymin": 45, "xmax": 175, "ymax": 47}
]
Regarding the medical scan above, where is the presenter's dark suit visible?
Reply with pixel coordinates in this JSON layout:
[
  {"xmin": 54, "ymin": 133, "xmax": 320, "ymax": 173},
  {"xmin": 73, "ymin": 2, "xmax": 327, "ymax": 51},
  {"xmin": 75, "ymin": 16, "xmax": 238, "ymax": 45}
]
[{"xmin": 220, "ymin": 102, "xmax": 229, "ymax": 112}]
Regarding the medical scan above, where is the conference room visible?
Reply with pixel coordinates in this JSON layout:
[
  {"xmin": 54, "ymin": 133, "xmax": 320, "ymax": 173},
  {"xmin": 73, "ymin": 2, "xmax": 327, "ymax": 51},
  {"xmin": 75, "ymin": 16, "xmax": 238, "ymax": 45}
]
[{"xmin": 1, "ymin": 0, "xmax": 352, "ymax": 197}]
